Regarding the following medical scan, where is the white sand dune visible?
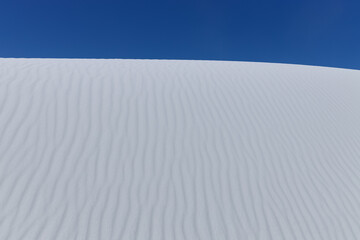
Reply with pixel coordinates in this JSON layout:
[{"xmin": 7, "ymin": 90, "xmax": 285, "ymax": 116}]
[{"xmin": 1, "ymin": 58, "xmax": 360, "ymax": 239}]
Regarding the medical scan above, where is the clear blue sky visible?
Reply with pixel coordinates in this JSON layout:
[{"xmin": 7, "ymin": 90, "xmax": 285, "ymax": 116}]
[{"xmin": 1, "ymin": 0, "xmax": 359, "ymax": 69}]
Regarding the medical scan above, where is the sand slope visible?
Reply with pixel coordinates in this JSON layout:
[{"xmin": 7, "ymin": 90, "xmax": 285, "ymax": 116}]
[{"xmin": 1, "ymin": 58, "xmax": 360, "ymax": 239}]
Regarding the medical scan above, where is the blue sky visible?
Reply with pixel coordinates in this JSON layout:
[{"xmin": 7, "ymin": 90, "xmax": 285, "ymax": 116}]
[{"xmin": 0, "ymin": 0, "xmax": 359, "ymax": 69}]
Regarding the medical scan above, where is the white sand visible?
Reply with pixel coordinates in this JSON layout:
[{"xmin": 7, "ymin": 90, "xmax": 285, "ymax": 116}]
[{"xmin": 1, "ymin": 58, "xmax": 360, "ymax": 239}]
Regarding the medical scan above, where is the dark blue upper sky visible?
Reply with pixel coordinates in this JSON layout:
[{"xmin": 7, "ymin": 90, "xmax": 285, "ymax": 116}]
[{"xmin": 1, "ymin": 0, "xmax": 359, "ymax": 69}]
